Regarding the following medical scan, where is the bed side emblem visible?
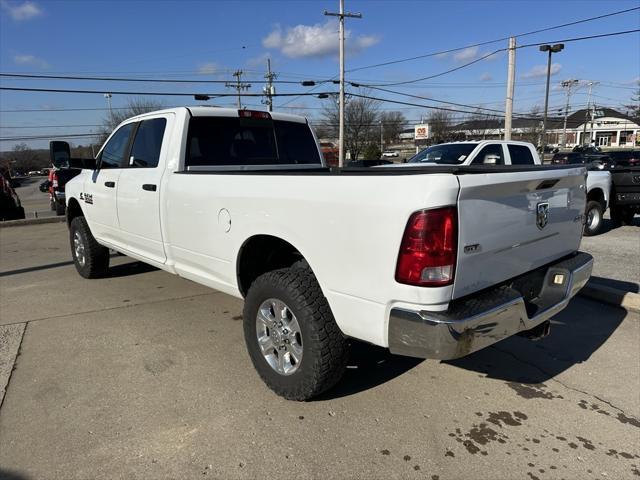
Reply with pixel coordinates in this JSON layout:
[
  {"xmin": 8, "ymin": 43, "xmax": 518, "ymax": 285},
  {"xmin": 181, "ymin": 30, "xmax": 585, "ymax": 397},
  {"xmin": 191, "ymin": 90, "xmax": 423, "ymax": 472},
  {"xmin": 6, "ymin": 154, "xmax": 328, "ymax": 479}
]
[{"xmin": 536, "ymin": 202, "xmax": 549, "ymax": 230}]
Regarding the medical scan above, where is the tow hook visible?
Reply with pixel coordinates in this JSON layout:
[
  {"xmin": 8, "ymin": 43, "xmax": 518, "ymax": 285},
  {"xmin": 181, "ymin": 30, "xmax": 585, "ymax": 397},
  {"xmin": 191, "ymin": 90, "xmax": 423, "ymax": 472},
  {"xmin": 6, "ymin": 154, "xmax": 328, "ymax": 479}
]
[{"xmin": 517, "ymin": 320, "xmax": 551, "ymax": 341}]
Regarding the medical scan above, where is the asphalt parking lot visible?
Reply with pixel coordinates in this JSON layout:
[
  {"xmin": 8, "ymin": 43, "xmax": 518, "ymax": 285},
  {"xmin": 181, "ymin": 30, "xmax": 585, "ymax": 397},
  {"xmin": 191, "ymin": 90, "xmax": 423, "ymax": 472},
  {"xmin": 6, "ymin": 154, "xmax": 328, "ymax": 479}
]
[{"xmin": 0, "ymin": 222, "xmax": 638, "ymax": 480}]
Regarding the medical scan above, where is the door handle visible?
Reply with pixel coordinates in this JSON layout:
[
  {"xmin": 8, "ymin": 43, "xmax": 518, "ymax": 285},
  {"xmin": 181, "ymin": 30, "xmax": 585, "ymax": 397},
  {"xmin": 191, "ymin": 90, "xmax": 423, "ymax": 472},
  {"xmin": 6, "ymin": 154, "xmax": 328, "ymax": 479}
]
[
  {"xmin": 142, "ymin": 184, "xmax": 157, "ymax": 192},
  {"xmin": 104, "ymin": 181, "xmax": 115, "ymax": 188}
]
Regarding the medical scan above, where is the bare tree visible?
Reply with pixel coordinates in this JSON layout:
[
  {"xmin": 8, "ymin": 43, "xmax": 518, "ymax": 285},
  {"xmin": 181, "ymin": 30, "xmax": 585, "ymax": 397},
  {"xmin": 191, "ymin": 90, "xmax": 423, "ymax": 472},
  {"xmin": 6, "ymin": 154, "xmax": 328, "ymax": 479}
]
[
  {"xmin": 427, "ymin": 110, "xmax": 455, "ymax": 144},
  {"xmin": 2, "ymin": 143, "xmax": 47, "ymax": 173},
  {"xmin": 98, "ymin": 97, "xmax": 166, "ymax": 145},
  {"xmin": 379, "ymin": 111, "xmax": 407, "ymax": 147},
  {"xmin": 465, "ymin": 109, "xmax": 495, "ymax": 140},
  {"xmin": 321, "ymin": 92, "xmax": 380, "ymax": 161},
  {"xmin": 518, "ymin": 105, "xmax": 543, "ymax": 145},
  {"xmin": 625, "ymin": 81, "xmax": 640, "ymax": 118}
]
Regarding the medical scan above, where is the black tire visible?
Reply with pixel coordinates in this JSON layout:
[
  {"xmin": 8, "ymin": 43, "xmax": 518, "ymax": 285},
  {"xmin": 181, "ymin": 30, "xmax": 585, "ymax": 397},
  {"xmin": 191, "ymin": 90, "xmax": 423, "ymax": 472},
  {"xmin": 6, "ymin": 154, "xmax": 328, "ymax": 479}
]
[
  {"xmin": 610, "ymin": 206, "xmax": 635, "ymax": 226},
  {"xmin": 55, "ymin": 200, "xmax": 66, "ymax": 216},
  {"xmin": 243, "ymin": 266, "xmax": 348, "ymax": 401},
  {"xmin": 50, "ymin": 198, "xmax": 56, "ymax": 211},
  {"xmin": 69, "ymin": 216, "xmax": 110, "ymax": 278},
  {"xmin": 583, "ymin": 200, "xmax": 603, "ymax": 236}
]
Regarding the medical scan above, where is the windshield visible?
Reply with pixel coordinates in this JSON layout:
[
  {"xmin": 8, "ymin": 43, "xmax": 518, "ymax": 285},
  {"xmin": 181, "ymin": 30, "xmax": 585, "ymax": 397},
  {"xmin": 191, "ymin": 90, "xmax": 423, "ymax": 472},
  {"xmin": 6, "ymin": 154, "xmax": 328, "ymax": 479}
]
[{"xmin": 408, "ymin": 143, "xmax": 477, "ymax": 165}]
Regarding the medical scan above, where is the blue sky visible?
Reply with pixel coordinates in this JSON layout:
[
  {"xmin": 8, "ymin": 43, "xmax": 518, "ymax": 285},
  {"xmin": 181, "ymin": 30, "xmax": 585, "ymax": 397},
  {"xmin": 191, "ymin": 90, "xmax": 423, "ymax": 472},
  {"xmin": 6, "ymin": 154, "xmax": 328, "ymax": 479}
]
[{"xmin": 0, "ymin": 0, "xmax": 639, "ymax": 148}]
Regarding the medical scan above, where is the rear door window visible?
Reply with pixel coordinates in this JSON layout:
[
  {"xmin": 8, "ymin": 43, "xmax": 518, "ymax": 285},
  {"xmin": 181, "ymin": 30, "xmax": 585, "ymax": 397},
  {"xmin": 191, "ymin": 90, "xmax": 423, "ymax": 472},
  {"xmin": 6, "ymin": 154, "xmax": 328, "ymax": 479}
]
[
  {"xmin": 472, "ymin": 144, "xmax": 505, "ymax": 165},
  {"xmin": 186, "ymin": 116, "xmax": 320, "ymax": 168},
  {"xmin": 129, "ymin": 118, "xmax": 167, "ymax": 168},
  {"xmin": 507, "ymin": 144, "xmax": 536, "ymax": 165}
]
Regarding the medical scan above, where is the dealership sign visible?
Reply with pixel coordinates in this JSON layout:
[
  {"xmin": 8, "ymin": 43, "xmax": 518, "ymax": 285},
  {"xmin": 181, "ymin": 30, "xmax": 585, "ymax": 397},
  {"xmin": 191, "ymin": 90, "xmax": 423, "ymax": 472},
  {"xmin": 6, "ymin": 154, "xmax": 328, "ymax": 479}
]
[{"xmin": 414, "ymin": 124, "xmax": 429, "ymax": 140}]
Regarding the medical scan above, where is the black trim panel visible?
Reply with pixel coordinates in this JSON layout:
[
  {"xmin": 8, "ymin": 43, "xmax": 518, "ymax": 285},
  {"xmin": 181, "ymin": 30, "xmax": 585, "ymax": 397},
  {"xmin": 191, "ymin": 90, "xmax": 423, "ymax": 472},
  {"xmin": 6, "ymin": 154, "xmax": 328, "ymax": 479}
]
[{"xmin": 174, "ymin": 164, "xmax": 585, "ymax": 176}]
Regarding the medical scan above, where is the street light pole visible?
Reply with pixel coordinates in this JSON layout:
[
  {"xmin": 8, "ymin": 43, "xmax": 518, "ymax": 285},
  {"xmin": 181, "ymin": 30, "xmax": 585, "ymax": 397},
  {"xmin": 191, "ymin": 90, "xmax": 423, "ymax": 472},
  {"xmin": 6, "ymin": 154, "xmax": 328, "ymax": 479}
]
[
  {"xmin": 104, "ymin": 93, "xmax": 113, "ymax": 124},
  {"xmin": 325, "ymin": 1, "xmax": 361, "ymax": 167},
  {"xmin": 539, "ymin": 43, "xmax": 564, "ymax": 155}
]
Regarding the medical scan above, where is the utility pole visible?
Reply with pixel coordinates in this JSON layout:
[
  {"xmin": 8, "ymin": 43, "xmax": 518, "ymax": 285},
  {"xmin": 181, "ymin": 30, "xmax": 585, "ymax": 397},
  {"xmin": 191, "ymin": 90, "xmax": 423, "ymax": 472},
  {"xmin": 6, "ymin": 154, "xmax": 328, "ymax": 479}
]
[
  {"xmin": 582, "ymin": 81, "xmax": 598, "ymax": 145},
  {"xmin": 263, "ymin": 58, "xmax": 277, "ymax": 112},
  {"xmin": 560, "ymin": 79, "xmax": 579, "ymax": 148},
  {"xmin": 380, "ymin": 120, "xmax": 384, "ymax": 153},
  {"xmin": 226, "ymin": 70, "xmax": 251, "ymax": 109},
  {"xmin": 325, "ymin": 0, "xmax": 362, "ymax": 167},
  {"xmin": 504, "ymin": 37, "xmax": 516, "ymax": 140}
]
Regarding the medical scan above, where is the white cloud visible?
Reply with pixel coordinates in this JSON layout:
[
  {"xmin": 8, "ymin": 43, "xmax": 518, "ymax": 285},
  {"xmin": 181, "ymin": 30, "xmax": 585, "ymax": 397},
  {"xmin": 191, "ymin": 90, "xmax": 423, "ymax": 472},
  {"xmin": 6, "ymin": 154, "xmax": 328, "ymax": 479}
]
[
  {"xmin": 0, "ymin": 0, "xmax": 42, "ymax": 20},
  {"xmin": 262, "ymin": 20, "xmax": 378, "ymax": 58},
  {"xmin": 14, "ymin": 54, "xmax": 48, "ymax": 68},
  {"xmin": 453, "ymin": 46, "xmax": 478, "ymax": 62},
  {"xmin": 521, "ymin": 63, "xmax": 562, "ymax": 79},
  {"xmin": 197, "ymin": 62, "xmax": 218, "ymax": 75},
  {"xmin": 435, "ymin": 52, "xmax": 449, "ymax": 60},
  {"xmin": 479, "ymin": 72, "xmax": 493, "ymax": 82}
]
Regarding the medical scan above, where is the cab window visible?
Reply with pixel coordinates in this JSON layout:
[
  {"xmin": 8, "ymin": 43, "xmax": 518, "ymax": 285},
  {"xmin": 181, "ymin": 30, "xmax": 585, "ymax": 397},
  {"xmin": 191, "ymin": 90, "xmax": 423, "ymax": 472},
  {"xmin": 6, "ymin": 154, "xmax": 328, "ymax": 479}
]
[
  {"xmin": 508, "ymin": 144, "xmax": 535, "ymax": 165},
  {"xmin": 129, "ymin": 118, "xmax": 167, "ymax": 168},
  {"xmin": 472, "ymin": 144, "xmax": 504, "ymax": 165},
  {"xmin": 99, "ymin": 123, "xmax": 135, "ymax": 169}
]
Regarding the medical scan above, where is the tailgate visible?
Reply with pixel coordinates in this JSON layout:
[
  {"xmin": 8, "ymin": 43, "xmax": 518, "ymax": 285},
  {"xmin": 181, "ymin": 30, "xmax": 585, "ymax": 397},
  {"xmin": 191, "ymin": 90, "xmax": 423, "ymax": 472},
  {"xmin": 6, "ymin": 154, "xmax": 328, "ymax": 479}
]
[
  {"xmin": 453, "ymin": 166, "xmax": 586, "ymax": 299},
  {"xmin": 612, "ymin": 167, "xmax": 640, "ymax": 204}
]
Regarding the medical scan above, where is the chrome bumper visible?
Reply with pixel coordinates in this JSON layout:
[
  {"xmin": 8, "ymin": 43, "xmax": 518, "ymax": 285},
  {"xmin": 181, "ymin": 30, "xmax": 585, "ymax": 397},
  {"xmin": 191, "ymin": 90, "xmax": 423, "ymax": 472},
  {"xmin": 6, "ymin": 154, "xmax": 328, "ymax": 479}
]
[{"xmin": 388, "ymin": 252, "xmax": 593, "ymax": 360}]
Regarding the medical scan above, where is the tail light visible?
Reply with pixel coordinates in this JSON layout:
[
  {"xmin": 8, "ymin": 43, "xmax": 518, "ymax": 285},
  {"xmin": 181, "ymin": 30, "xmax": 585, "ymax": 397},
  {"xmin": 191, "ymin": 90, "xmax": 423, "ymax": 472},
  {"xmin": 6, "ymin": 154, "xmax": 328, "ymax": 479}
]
[
  {"xmin": 51, "ymin": 171, "xmax": 58, "ymax": 188},
  {"xmin": 395, "ymin": 207, "xmax": 457, "ymax": 287}
]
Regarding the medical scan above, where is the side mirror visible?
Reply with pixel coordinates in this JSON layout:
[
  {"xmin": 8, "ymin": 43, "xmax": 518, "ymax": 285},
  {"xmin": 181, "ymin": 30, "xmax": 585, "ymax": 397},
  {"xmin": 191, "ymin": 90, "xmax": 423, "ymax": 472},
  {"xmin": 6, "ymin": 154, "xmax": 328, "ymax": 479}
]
[
  {"xmin": 588, "ymin": 161, "xmax": 604, "ymax": 171},
  {"xmin": 49, "ymin": 141, "xmax": 71, "ymax": 168}
]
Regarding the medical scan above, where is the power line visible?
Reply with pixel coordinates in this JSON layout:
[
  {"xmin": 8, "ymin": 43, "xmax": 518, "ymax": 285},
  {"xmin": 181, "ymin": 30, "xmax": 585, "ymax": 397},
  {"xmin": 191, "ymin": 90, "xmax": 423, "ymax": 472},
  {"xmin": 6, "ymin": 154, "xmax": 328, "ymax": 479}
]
[
  {"xmin": 0, "ymin": 86, "xmax": 337, "ymax": 97},
  {"xmin": 354, "ymin": 29, "xmax": 640, "ymax": 88},
  {"xmin": 347, "ymin": 6, "xmax": 640, "ymax": 72},
  {"xmin": 0, "ymin": 72, "xmax": 311, "ymax": 84},
  {"xmin": 0, "ymin": 124, "xmax": 103, "ymax": 129}
]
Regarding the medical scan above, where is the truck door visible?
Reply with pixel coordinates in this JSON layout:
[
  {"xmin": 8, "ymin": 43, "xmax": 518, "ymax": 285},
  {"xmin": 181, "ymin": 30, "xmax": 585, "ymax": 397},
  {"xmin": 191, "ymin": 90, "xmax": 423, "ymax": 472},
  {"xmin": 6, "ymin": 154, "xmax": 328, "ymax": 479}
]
[
  {"xmin": 116, "ymin": 115, "xmax": 171, "ymax": 264},
  {"xmin": 86, "ymin": 122, "xmax": 136, "ymax": 247}
]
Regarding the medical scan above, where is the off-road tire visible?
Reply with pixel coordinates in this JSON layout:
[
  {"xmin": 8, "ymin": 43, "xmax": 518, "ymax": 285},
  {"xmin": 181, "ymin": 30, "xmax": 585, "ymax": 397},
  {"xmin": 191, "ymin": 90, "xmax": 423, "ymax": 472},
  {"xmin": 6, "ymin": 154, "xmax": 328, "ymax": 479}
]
[
  {"xmin": 243, "ymin": 266, "xmax": 348, "ymax": 401},
  {"xmin": 583, "ymin": 200, "xmax": 603, "ymax": 236},
  {"xmin": 69, "ymin": 216, "xmax": 110, "ymax": 278}
]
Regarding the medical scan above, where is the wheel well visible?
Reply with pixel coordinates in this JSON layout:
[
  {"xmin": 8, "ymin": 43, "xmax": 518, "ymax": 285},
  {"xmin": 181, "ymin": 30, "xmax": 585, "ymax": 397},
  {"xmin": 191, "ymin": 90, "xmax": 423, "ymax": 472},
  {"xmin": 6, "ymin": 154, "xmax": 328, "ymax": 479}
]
[
  {"xmin": 587, "ymin": 188, "xmax": 606, "ymax": 209},
  {"xmin": 66, "ymin": 198, "xmax": 84, "ymax": 227},
  {"xmin": 237, "ymin": 235, "xmax": 305, "ymax": 297}
]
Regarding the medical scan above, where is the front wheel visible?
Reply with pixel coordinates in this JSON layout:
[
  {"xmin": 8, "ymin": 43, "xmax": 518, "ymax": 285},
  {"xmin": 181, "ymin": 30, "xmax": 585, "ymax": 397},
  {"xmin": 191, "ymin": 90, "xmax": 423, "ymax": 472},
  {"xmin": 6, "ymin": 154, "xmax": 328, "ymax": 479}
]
[
  {"xmin": 583, "ymin": 200, "xmax": 603, "ymax": 236},
  {"xmin": 243, "ymin": 266, "xmax": 348, "ymax": 400},
  {"xmin": 69, "ymin": 216, "xmax": 110, "ymax": 278}
]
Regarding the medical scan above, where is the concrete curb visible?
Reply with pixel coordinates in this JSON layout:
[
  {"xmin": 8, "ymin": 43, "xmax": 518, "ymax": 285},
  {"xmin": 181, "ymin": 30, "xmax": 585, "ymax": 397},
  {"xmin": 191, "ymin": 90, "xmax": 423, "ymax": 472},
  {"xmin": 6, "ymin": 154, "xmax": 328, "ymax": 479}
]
[
  {"xmin": 579, "ymin": 281, "xmax": 640, "ymax": 314},
  {"xmin": 0, "ymin": 216, "xmax": 65, "ymax": 228}
]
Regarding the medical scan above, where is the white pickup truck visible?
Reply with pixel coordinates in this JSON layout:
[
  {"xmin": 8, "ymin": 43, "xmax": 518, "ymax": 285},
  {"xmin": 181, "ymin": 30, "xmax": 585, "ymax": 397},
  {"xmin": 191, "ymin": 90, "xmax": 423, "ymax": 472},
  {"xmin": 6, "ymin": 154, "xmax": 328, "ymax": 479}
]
[{"xmin": 64, "ymin": 107, "xmax": 593, "ymax": 400}]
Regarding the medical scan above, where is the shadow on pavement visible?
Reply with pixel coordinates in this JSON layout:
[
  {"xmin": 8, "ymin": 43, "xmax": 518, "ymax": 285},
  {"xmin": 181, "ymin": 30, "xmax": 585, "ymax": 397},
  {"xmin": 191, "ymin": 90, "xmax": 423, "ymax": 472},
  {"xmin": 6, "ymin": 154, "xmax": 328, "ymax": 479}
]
[
  {"xmin": 596, "ymin": 216, "xmax": 640, "ymax": 235},
  {"xmin": 0, "ymin": 468, "xmax": 31, "ymax": 480},
  {"xmin": 0, "ymin": 256, "xmax": 156, "ymax": 278},
  {"xmin": 589, "ymin": 275, "xmax": 639, "ymax": 293},
  {"xmin": 447, "ymin": 297, "xmax": 627, "ymax": 385},
  {"xmin": 317, "ymin": 341, "xmax": 423, "ymax": 401},
  {"xmin": 105, "ymin": 260, "xmax": 158, "ymax": 277}
]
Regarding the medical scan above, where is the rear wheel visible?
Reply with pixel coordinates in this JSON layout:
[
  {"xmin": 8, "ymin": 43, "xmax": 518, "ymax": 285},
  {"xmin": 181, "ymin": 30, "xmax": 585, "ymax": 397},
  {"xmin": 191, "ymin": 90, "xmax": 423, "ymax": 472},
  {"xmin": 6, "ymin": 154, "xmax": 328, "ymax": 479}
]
[
  {"xmin": 583, "ymin": 200, "xmax": 603, "ymax": 236},
  {"xmin": 243, "ymin": 266, "xmax": 348, "ymax": 400},
  {"xmin": 69, "ymin": 216, "xmax": 110, "ymax": 278}
]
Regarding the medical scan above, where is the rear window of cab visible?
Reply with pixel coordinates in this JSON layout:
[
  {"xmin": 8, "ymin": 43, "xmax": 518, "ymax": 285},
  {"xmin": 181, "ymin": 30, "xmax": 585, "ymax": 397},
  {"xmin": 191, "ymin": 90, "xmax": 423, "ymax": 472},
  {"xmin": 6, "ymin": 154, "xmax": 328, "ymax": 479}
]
[{"xmin": 186, "ymin": 116, "xmax": 321, "ymax": 167}]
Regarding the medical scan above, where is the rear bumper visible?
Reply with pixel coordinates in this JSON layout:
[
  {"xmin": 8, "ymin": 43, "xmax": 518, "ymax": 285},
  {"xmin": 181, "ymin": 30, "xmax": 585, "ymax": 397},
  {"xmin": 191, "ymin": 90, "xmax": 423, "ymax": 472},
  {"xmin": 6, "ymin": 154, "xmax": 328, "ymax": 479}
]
[{"xmin": 388, "ymin": 252, "xmax": 593, "ymax": 360}]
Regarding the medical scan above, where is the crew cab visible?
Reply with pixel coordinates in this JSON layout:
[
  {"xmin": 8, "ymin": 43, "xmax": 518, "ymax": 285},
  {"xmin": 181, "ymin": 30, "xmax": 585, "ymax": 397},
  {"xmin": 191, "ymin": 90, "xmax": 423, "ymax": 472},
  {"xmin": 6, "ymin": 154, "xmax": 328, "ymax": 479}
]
[
  {"xmin": 63, "ymin": 107, "xmax": 593, "ymax": 400},
  {"xmin": 407, "ymin": 140, "xmax": 541, "ymax": 166}
]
